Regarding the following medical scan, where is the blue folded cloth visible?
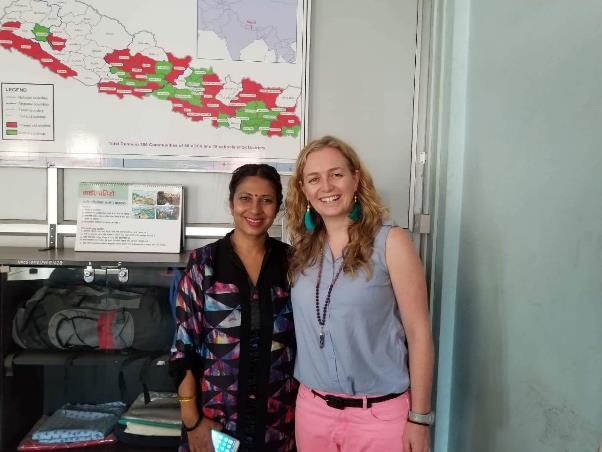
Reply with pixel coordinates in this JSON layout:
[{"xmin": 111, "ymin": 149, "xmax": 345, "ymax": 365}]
[{"xmin": 32, "ymin": 402, "xmax": 125, "ymax": 444}]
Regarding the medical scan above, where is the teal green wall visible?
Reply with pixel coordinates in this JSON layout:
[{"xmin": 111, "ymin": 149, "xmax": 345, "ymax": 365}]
[{"xmin": 432, "ymin": 1, "xmax": 602, "ymax": 451}]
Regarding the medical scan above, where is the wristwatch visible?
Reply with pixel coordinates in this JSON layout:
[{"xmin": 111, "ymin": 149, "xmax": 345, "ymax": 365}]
[{"xmin": 408, "ymin": 410, "xmax": 435, "ymax": 426}]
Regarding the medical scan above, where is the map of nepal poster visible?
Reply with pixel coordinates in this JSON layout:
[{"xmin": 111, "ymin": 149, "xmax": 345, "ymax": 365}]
[{"xmin": 0, "ymin": 0, "xmax": 309, "ymax": 166}]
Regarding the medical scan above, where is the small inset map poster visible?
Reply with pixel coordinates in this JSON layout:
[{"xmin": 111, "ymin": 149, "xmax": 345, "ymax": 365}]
[
  {"xmin": 197, "ymin": 0, "xmax": 298, "ymax": 63},
  {"xmin": 75, "ymin": 182, "xmax": 183, "ymax": 253}
]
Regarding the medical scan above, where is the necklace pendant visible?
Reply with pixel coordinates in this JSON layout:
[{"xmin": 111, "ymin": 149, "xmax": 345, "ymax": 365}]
[{"xmin": 319, "ymin": 331, "xmax": 325, "ymax": 349}]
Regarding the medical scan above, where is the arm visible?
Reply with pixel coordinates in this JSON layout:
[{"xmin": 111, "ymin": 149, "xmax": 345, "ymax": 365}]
[
  {"xmin": 178, "ymin": 370, "xmax": 222, "ymax": 452},
  {"xmin": 385, "ymin": 227, "xmax": 434, "ymax": 452},
  {"xmin": 169, "ymin": 256, "xmax": 222, "ymax": 452}
]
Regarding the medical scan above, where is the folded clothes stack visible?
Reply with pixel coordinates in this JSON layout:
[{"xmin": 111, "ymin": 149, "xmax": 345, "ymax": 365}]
[
  {"xmin": 32, "ymin": 402, "xmax": 125, "ymax": 444},
  {"xmin": 115, "ymin": 392, "xmax": 181, "ymax": 448},
  {"xmin": 119, "ymin": 391, "xmax": 181, "ymax": 434},
  {"xmin": 17, "ymin": 402, "xmax": 125, "ymax": 450}
]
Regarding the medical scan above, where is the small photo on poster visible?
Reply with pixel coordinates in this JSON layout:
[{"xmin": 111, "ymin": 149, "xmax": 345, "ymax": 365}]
[
  {"xmin": 156, "ymin": 205, "xmax": 180, "ymax": 220},
  {"xmin": 132, "ymin": 191, "xmax": 156, "ymax": 205},
  {"xmin": 132, "ymin": 206, "xmax": 156, "ymax": 219},
  {"xmin": 157, "ymin": 191, "xmax": 181, "ymax": 206}
]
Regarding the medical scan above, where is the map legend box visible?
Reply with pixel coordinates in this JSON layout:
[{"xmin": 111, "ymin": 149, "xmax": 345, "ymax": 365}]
[{"xmin": 1, "ymin": 83, "xmax": 54, "ymax": 141}]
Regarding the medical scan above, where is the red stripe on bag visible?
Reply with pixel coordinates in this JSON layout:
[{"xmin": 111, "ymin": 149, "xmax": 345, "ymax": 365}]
[{"xmin": 98, "ymin": 311, "xmax": 115, "ymax": 349}]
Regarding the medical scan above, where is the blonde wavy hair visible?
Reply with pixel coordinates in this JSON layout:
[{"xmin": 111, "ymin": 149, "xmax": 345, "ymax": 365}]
[{"xmin": 286, "ymin": 136, "xmax": 388, "ymax": 281}]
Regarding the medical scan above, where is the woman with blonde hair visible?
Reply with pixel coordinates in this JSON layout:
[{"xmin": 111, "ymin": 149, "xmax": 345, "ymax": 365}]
[{"xmin": 286, "ymin": 136, "xmax": 434, "ymax": 452}]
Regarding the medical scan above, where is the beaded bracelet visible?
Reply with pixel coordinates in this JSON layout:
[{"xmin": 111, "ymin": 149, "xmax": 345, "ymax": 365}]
[{"xmin": 183, "ymin": 414, "xmax": 203, "ymax": 432}]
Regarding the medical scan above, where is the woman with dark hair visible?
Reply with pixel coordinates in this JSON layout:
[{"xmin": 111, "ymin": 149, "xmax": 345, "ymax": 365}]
[
  {"xmin": 286, "ymin": 136, "xmax": 434, "ymax": 452},
  {"xmin": 170, "ymin": 164, "xmax": 297, "ymax": 452}
]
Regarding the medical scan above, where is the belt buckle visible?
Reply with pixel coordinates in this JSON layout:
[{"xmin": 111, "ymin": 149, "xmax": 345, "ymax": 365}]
[{"xmin": 325, "ymin": 395, "xmax": 345, "ymax": 410}]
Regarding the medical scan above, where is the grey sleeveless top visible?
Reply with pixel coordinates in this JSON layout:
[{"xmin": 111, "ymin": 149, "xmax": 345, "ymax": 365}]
[{"xmin": 292, "ymin": 223, "xmax": 410, "ymax": 395}]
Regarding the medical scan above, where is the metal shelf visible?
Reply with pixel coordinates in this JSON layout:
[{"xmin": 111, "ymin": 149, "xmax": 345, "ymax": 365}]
[
  {"xmin": 0, "ymin": 247, "xmax": 188, "ymax": 268},
  {"xmin": 4, "ymin": 350, "xmax": 169, "ymax": 375}
]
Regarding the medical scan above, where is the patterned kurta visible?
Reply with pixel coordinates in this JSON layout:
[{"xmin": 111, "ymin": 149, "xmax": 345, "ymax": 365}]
[{"xmin": 169, "ymin": 233, "xmax": 297, "ymax": 451}]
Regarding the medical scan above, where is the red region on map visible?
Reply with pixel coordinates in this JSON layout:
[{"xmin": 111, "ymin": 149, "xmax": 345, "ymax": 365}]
[
  {"xmin": 165, "ymin": 52, "xmax": 192, "ymax": 85},
  {"xmin": 104, "ymin": 49, "xmax": 156, "ymax": 77},
  {"xmin": 97, "ymin": 81, "xmax": 163, "ymax": 99},
  {"xmin": 0, "ymin": 21, "xmax": 76, "ymax": 78},
  {"xmin": 47, "ymin": 34, "xmax": 66, "ymax": 51}
]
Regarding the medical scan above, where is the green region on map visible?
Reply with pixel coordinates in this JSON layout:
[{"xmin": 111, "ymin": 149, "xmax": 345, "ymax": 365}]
[{"xmin": 32, "ymin": 23, "xmax": 50, "ymax": 41}]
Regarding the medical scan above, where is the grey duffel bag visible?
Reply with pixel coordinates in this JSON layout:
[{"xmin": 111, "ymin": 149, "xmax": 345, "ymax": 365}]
[{"xmin": 12, "ymin": 284, "xmax": 174, "ymax": 351}]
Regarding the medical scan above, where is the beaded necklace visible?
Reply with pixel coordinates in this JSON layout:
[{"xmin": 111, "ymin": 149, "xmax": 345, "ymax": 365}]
[{"xmin": 315, "ymin": 251, "xmax": 345, "ymax": 349}]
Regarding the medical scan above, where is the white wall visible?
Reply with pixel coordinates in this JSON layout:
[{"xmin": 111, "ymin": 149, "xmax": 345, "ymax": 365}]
[
  {"xmin": 432, "ymin": 0, "xmax": 602, "ymax": 451},
  {"xmin": 308, "ymin": 0, "xmax": 418, "ymax": 226}
]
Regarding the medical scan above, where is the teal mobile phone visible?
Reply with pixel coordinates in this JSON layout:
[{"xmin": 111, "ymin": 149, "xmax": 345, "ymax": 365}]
[{"xmin": 211, "ymin": 429, "xmax": 240, "ymax": 452}]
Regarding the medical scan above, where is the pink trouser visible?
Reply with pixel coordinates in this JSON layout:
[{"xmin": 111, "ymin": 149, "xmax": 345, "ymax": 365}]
[{"xmin": 295, "ymin": 383, "xmax": 410, "ymax": 452}]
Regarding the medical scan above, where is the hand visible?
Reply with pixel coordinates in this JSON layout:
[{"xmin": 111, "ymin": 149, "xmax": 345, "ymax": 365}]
[
  {"xmin": 403, "ymin": 421, "xmax": 430, "ymax": 452},
  {"xmin": 186, "ymin": 417, "xmax": 223, "ymax": 452}
]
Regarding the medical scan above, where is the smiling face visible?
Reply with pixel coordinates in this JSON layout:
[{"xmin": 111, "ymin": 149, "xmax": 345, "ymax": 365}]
[
  {"xmin": 301, "ymin": 146, "xmax": 359, "ymax": 222},
  {"xmin": 230, "ymin": 176, "xmax": 278, "ymax": 239}
]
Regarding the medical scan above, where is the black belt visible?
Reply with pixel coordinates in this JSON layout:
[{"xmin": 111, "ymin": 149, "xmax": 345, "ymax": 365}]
[{"xmin": 311, "ymin": 390, "xmax": 402, "ymax": 410}]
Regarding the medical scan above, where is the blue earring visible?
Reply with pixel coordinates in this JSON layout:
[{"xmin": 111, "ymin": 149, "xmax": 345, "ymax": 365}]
[
  {"xmin": 304, "ymin": 204, "xmax": 315, "ymax": 232},
  {"xmin": 348, "ymin": 194, "xmax": 361, "ymax": 221}
]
